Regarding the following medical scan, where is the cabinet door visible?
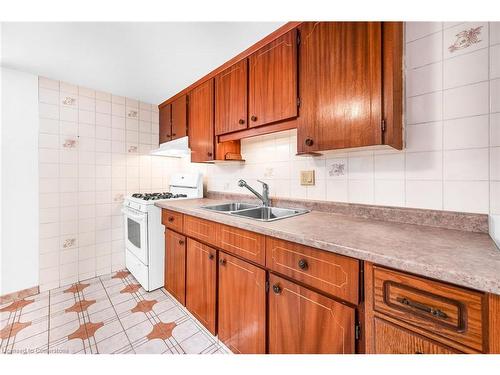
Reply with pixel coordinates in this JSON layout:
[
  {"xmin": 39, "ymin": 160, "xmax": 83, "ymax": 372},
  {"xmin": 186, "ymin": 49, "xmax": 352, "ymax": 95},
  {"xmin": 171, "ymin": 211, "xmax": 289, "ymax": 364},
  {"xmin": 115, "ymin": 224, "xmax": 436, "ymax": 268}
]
[
  {"xmin": 374, "ymin": 318, "xmax": 458, "ymax": 354},
  {"xmin": 159, "ymin": 103, "xmax": 171, "ymax": 144},
  {"xmin": 215, "ymin": 60, "xmax": 248, "ymax": 135},
  {"xmin": 297, "ymin": 22, "xmax": 382, "ymax": 153},
  {"xmin": 268, "ymin": 273, "xmax": 355, "ymax": 354},
  {"xmin": 164, "ymin": 230, "xmax": 186, "ymax": 305},
  {"xmin": 188, "ymin": 80, "xmax": 214, "ymax": 163},
  {"xmin": 248, "ymin": 29, "xmax": 298, "ymax": 128},
  {"xmin": 171, "ymin": 95, "xmax": 187, "ymax": 140},
  {"xmin": 218, "ymin": 252, "xmax": 266, "ymax": 354},
  {"xmin": 186, "ymin": 239, "xmax": 217, "ymax": 335}
]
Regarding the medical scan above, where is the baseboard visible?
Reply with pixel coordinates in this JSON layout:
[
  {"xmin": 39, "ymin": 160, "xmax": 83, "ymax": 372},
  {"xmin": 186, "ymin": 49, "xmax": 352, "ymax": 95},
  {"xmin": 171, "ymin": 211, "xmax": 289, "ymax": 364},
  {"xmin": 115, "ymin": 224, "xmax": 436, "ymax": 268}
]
[{"xmin": 0, "ymin": 285, "xmax": 39, "ymax": 305}]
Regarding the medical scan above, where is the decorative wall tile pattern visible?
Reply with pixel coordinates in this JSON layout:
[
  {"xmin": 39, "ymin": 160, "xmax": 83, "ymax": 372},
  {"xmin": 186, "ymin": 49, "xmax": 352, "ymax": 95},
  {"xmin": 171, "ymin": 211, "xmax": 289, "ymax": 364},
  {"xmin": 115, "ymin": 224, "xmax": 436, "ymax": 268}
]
[
  {"xmin": 38, "ymin": 78, "xmax": 179, "ymax": 292},
  {"xmin": 181, "ymin": 22, "xmax": 500, "ymax": 217}
]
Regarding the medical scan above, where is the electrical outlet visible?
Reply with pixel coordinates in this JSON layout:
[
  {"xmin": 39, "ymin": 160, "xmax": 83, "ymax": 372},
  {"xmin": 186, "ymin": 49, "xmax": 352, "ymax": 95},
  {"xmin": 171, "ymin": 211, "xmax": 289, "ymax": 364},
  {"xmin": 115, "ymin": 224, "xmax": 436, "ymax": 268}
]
[{"xmin": 300, "ymin": 170, "xmax": 315, "ymax": 186}]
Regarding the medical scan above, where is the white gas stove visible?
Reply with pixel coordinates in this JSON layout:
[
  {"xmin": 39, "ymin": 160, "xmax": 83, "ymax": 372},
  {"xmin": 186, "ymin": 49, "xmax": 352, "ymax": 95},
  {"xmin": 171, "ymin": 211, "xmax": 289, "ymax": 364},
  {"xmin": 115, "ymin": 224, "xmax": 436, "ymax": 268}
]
[{"xmin": 122, "ymin": 172, "xmax": 203, "ymax": 291}]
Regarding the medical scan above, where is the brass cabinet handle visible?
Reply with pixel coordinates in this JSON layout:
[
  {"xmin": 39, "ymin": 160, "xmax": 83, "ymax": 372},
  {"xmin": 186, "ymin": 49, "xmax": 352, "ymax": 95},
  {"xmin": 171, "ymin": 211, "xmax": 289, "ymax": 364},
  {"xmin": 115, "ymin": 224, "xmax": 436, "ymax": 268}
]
[
  {"xmin": 272, "ymin": 284, "xmax": 282, "ymax": 295},
  {"xmin": 219, "ymin": 259, "xmax": 226, "ymax": 266},
  {"xmin": 251, "ymin": 115, "xmax": 257, "ymax": 122},
  {"xmin": 168, "ymin": 216, "xmax": 174, "ymax": 222},
  {"xmin": 208, "ymin": 254, "xmax": 214, "ymax": 260},
  {"xmin": 178, "ymin": 239, "xmax": 184, "ymax": 245},
  {"xmin": 305, "ymin": 138, "xmax": 314, "ymax": 146},
  {"xmin": 239, "ymin": 119, "xmax": 245, "ymax": 125},
  {"xmin": 396, "ymin": 297, "xmax": 448, "ymax": 320},
  {"xmin": 298, "ymin": 259, "xmax": 308, "ymax": 270}
]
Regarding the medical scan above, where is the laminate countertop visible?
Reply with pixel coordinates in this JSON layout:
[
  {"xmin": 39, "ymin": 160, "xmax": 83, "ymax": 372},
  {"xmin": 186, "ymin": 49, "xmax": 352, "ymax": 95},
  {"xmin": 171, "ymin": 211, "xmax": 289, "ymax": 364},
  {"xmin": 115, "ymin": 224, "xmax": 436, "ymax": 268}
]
[{"xmin": 155, "ymin": 198, "xmax": 500, "ymax": 295}]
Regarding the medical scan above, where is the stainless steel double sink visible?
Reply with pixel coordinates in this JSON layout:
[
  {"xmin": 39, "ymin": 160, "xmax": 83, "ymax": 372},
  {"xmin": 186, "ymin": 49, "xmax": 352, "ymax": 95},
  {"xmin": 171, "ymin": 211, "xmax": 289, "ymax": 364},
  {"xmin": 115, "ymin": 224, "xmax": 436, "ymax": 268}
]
[{"xmin": 200, "ymin": 202, "xmax": 309, "ymax": 222}]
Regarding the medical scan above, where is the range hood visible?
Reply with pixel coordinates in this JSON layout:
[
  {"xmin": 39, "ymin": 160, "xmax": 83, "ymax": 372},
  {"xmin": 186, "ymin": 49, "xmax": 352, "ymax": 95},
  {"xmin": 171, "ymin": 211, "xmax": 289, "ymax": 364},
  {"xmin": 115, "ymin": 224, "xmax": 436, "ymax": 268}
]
[{"xmin": 150, "ymin": 136, "xmax": 191, "ymax": 158}]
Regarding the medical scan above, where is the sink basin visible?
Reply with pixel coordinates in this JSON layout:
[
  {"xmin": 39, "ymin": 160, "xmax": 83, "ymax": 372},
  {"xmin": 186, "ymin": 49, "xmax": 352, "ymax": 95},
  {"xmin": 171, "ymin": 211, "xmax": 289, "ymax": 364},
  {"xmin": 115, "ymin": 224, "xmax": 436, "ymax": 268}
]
[
  {"xmin": 200, "ymin": 202, "xmax": 259, "ymax": 212},
  {"xmin": 229, "ymin": 206, "xmax": 309, "ymax": 222}
]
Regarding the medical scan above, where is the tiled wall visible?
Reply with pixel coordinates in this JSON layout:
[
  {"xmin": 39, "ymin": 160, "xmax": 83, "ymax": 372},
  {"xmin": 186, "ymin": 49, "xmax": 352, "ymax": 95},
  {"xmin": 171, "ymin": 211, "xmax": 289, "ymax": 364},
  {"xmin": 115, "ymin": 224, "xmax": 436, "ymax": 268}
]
[
  {"xmin": 38, "ymin": 77, "xmax": 179, "ymax": 292},
  {"xmin": 182, "ymin": 22, "xmax": 500, "ymax": 215}
]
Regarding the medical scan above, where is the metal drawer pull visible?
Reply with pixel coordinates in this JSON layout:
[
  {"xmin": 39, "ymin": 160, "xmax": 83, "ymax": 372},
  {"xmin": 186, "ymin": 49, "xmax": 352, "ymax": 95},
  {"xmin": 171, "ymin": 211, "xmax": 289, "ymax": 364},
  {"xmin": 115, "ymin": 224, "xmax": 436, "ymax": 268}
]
[
  {"xmin": 396, "ymin": 297, "xmax": 448, "ymax": 319},
  {"xmin": 168, "ymin": 216, "xmax": 174, "ymax": 222},
  {"xmin": 298, "ymin": 259, "xmax": 308, "ymax": 270}
]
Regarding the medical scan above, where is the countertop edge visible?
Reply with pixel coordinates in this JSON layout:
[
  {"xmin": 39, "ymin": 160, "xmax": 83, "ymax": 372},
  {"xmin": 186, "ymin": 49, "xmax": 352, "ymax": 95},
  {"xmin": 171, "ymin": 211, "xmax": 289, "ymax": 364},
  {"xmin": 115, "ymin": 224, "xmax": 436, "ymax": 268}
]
[{"xmin": 156, "ymin": 201, "xmax": 500, "ymax": 295}]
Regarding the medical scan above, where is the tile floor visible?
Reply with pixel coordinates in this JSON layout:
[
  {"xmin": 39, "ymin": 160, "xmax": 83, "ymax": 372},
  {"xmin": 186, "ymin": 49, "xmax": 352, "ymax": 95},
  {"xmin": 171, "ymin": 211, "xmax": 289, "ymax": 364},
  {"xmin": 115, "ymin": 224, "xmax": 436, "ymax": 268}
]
[{"xmin": 0, "ymin": 270, "xmax": 229, "ymax": 354}]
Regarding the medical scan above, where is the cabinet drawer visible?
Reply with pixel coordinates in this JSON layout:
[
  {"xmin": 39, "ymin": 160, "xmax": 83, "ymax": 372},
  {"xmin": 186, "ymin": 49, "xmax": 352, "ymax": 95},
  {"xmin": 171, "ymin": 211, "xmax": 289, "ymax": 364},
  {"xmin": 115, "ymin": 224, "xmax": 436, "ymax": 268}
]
[
  {"xmin": 162, "ymin": 209, "xmax": 183, "ymax": 232},
  {"xmin": 266, "ymin": 237, "xmax": 359, "ymax": 304},
  {"xmin": 374, "ymin": 318, "xmax": 459, "ymax": 354},
  {"xmin": 183, "ymin": 215, "xmax": 220, "ymax": 248},
  {"xmin": 218, "ymin": 224, "xmax": 266, "ymax": 266},
  {"xmin": 373, "ymin": 266, "xmax": 484, "ymax": 352}
]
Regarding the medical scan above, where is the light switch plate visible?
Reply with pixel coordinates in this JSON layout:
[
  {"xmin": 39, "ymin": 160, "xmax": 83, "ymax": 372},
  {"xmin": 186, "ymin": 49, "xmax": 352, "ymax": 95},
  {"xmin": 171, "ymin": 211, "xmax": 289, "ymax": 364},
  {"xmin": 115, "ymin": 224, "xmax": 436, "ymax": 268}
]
[{"xmin": 300, "ymin": 170, "xmax": 315, "ymax": 186}]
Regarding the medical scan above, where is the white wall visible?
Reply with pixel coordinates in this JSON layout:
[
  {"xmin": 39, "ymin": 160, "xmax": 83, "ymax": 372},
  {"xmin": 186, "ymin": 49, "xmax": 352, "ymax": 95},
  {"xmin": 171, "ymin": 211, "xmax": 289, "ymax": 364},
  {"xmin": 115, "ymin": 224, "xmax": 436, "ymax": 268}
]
[
  {"xmin": 1, "ymin": 67, "xmax": 39, "ymax": 295},
  {"xmin": 183, "ymin": 22, "xmax": 500, "ymax": 216},
  {"xmin": 37, "ymin": 77, "xmax": 179, "ymax": 292}
]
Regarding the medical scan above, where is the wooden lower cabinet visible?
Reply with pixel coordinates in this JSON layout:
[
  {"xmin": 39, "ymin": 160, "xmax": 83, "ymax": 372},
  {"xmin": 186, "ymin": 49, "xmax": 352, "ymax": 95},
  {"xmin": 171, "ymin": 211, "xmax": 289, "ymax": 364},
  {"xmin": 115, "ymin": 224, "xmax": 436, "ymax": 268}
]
[
  {"xmin": 268, "ymin": 273, "xmax": 355, "ymax": 354},
  {"xmin": 164, "ymin": 230, "xmax": 186, "ymax": 305},
  {"xmin": 218, "ymin": 252, "xmax": 266, "ymax": 354},
  {"xmin": 185, "ymin": 239, "xmax": 217, "ymax": 335},
  {"xmin": 373, "ymin": 318, "xmax": 459, "ymax": 354}
]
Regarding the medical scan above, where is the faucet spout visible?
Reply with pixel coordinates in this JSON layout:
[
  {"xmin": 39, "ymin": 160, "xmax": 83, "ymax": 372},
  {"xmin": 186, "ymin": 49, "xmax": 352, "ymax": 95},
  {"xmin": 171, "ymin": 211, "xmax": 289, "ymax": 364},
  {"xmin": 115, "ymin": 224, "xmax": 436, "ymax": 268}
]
[{"xmin": 237, "ymin": 179, "xmax": 270, "ymax": 207}]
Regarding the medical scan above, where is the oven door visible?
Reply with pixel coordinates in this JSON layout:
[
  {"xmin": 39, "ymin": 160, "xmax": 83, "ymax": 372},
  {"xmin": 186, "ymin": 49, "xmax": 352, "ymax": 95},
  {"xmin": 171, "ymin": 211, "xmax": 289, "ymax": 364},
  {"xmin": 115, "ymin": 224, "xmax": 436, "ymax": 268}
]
[{"xmin": 122, "ymin": 206, "xmax": 149, "ymax": 265}]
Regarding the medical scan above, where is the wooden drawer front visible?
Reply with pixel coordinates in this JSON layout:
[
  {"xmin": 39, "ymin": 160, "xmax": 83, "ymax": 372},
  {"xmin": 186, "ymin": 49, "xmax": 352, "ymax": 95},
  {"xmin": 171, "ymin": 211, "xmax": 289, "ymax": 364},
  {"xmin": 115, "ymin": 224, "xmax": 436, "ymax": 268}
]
[
  {"xmin": 162, "ymin": 209, "xmax": 183, "ymax": 232},
  {"xmin": 373, "ymin": 266, "xmax": 484, "ymax": 352},
  {"xmin": 266, "ymin": 237, "xmax": 359, "ymax": 304},
  {"xmin": 374, "ymin": 318, "xmax": 459, "ymax": 354},
  {"xmin": 269, "ymin": 273, "xmax": 355, "ymax": 354},
  {"xmin": 218, "ymin": 224, "xmax": 266, "ymax": 266},
  {"xmin": 183, "ymin": 215, "xmax": 219, "ymax": 247}
]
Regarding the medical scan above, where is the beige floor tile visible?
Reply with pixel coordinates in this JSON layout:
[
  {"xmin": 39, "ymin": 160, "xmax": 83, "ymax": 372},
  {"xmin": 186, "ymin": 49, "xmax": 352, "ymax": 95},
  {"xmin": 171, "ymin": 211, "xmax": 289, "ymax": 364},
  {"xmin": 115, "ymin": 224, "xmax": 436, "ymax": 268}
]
[
  {"xmin": 133, "ymin": 338, "xmax": 169, "ymax": 354},
  {"xmin": 179, "ymin": 331, "xmax": 214, "ymax": 354},
  {"xmin": 96, "ymin": 331, "xmax": 132, "ymax": 354}
]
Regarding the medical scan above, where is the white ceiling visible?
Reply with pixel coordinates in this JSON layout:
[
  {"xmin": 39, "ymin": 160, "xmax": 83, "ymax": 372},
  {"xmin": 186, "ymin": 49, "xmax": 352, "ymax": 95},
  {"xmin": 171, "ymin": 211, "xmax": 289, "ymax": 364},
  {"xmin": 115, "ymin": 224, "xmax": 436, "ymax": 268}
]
[{"xmin": 1, "ymin": 22, "xmax": 285, "ymax": 104}]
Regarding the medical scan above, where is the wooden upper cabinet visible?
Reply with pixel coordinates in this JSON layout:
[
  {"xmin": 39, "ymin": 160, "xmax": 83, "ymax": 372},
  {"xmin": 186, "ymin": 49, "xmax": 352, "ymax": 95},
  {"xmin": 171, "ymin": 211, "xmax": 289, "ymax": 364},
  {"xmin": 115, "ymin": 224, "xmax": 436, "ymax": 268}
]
[
  {"xmin": 159, "ymin": 103, "xmax": 171, "ymax": 144},
  {"xmin": 248, "ymin": 29, "xmax": 298, "ymax": 128},
  {"xmin": 186, "ymin": 239, "xmax": 217, "ymax": 335},
  {"xmin": 218, "ymin": 252, "xmax": 266, "ymax": 354},
  {"xmin": 215, "ymin": 59, "xmax": 248, "ymax": 136},
  {"xmin": 164, "ymin": 230, "xmax": 186, "ymax": 305},
  {"xmin": 297, "ymin": 22, "xmax": 383, "ymax": 153},
  {"xmin": 268, "ymin": 273, "xmax": 356, "ymax": 354},
  {"xmin": 171, "ymin": 95, "xmax": 187, "ymax": 140},
  {"xmin": 188, "ymin": 80, "xmax": 214, "ymax": 163}
]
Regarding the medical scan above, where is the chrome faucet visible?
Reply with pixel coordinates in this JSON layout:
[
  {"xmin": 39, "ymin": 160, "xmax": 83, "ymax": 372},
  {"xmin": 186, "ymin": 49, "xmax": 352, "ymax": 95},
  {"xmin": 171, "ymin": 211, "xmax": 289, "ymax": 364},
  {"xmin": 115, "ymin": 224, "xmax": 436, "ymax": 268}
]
[{"xmin": 238, "ymin": 179, "xmax": 270, "ymax": 207}]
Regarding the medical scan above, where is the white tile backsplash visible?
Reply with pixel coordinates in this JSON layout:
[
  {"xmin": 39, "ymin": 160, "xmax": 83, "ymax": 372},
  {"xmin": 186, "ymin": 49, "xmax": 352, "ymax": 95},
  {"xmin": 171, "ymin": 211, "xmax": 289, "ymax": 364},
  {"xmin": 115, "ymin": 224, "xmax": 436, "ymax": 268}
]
[
  {"xmin": 443, "ymin": 148, "xmax": 489, "ymax": 181},
  {"xmin": 443, "ymin": 81, "xmax": 489, "ymax": 119},
  {"xmin": 443, "ymin": 48, "xmax": 488, "ymax": 89},
  {"xmin": 37, "ymin": 77, "xmax": 177, "ymax": 291},
  {"xmin": 407, "ymin": 62, "xmax": 442, "ymax": 97},
  {"xmin": 443, "ymin": 115, "xmax": 489, "ymax": 150},
  {"xmin": 443, "ymin": 181, "xmax": 489, "ymax": 213},
  {"xmin": 406, "ymin": 31, "xmax": 443, "ymax": 69},
  {"xmin": 405, "ymin": 122, "xmax": 443, "ymax": 152},
  {"xmin": 407, "ymin": 91, "xmax": 443, "ymax": 124},
  {"xmin": 405, "ymin": 22, "xmax": 442, "ymax": 42}
]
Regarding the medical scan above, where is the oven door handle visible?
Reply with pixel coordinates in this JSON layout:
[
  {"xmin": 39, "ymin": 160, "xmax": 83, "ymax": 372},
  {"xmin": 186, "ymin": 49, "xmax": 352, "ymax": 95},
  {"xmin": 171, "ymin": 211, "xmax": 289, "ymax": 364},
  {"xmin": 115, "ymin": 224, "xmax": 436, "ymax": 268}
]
[{"xmin": 121, "ymin": 208, "xmax": 147, "ymax": 222}]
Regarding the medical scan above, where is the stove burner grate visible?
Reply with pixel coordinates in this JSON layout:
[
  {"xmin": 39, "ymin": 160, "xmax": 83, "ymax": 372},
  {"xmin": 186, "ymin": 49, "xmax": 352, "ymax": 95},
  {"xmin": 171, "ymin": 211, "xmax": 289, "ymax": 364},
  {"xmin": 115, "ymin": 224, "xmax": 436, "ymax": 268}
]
[{"xmin": 131, "ymin": 192, "xmax": 188, "ymax": 201}]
